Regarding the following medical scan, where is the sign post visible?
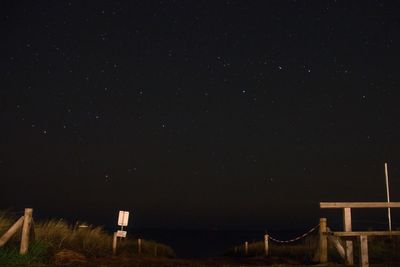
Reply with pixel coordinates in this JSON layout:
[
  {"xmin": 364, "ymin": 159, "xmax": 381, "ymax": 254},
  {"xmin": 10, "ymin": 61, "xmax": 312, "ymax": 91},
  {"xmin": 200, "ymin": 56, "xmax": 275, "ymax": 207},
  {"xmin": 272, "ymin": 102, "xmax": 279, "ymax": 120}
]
[
  {"xmin": 113, "ymin": 210, "xmax": 130, "ymax": 254},
  {"xmin": 384, "ymin": 163, "xmax": 392, "ymax": 232},
  {"xmin": 117, "ymin": 211, "xmax": 129, "ymax": 237}
]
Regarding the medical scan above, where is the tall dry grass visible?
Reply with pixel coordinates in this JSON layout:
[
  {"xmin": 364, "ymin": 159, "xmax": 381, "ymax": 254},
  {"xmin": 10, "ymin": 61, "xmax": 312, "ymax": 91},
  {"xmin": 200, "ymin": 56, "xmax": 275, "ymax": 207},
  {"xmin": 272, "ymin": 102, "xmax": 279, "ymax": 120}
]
[
  {"xmin": 0, "ymin": 210, "xmax": 175, "ymax": 263},
  {"xmin": 34, "ymin": 219, "xmax": 111, "ymax": 256}
]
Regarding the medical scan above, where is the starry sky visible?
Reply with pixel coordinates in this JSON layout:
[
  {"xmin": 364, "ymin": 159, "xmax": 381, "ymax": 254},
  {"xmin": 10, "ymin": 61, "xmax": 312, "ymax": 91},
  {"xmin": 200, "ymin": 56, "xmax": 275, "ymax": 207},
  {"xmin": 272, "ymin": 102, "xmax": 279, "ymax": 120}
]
[{"xmin": 1, "ymin": 1, "xmax": 400, "ymax": 230}]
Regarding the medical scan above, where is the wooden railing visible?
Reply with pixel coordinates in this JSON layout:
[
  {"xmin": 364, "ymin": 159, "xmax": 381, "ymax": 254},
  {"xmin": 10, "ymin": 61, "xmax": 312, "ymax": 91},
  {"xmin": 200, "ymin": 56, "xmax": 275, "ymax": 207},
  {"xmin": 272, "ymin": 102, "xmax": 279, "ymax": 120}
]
[{"xmin": 320, "ymin": 202, "xmax": 400, "ymax": 267}]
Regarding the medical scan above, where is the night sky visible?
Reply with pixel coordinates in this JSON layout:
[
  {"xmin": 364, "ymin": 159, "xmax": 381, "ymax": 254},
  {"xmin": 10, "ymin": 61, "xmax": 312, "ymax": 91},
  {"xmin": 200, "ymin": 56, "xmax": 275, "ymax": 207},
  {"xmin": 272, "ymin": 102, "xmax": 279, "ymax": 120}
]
[{"xmin": 1, "ymin": 1, "xmax": 400, "ymax": 230}]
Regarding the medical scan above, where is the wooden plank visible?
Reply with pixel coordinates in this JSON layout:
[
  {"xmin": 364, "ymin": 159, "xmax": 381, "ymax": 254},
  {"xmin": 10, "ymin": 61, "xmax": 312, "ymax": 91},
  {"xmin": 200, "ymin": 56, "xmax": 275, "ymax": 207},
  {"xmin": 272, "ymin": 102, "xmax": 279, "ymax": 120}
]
[
  {"xmin": 320, "ymin": 202, "xmax": 400, "ymax": 209},
  {"xmin": 333, "ymin": 231, "xmax": 400, "ymax": 237},
  {"xmin": 0, "ymin": 216, "xmax": 24, "ymax": 247},
  {"xmin": 359, "ymin": 235, "xmax": 369, "ymax": 267}
]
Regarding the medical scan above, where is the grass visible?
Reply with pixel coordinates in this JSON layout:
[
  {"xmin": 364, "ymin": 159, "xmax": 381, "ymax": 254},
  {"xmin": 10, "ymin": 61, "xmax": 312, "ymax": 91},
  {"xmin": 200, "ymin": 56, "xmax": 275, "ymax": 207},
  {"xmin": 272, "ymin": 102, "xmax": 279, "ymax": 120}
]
[
  {"xmin": 34, "ymin": 219, "xmax": 112, "ymax": 257},
  {"xmin": 229, "ymin": 237, "xmax": 318, "ymax": 264},
  {"xmin": 118, "ymin": 238, "xmax": 175, "ymax": 258},
  {"xmin": 0, "ymin": 241, "xmax": 49, "ymax": 265},
  {"xmin": 0, "ymin": 210, "xmax": 175, "ymax": 264},
  {"xmin": 354, "ymin": 235, "xmax": 400, "ymax": 264}
]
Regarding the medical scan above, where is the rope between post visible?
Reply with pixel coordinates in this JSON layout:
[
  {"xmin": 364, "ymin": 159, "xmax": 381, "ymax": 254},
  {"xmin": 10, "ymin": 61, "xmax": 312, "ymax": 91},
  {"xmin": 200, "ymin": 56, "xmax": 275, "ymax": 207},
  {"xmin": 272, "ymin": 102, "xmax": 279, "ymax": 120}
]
[{"xmin": 268, "ymin": 224, "xmax": 320, "ymax": 244}]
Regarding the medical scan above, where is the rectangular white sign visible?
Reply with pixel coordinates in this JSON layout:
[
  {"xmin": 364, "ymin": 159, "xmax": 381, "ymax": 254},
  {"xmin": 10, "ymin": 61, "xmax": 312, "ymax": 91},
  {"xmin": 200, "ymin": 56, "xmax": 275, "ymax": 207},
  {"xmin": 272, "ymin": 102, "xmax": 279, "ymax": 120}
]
[
  {"xmin": 118, "ymin": 211, "xmax": 129, "ymax": 226},
  {"xmin": 116, "ymin": 230, "xmax": 127, "ymax": 238}
]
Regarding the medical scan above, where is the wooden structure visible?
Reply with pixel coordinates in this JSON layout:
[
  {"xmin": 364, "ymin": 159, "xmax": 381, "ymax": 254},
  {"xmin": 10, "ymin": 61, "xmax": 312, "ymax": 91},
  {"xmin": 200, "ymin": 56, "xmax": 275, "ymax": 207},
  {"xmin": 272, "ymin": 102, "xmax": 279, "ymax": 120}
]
[
  {"xmin": 320, "ymin": 202, "xmax": 400, "ymax": 267},
  {"xmin": 138, "ymin": 238, "xmax": 142, "ymax": 254},
  {"xmin": 112, "ymin": 232, "xmax": 117, "ymax": 255},
  {"xmin": 264, "ymin": 234, "xmax": 269, "ymax": 256},
  {"xmin": 319, "ymin": 218, "xmax": 328, "ymax": 263},
  {"xmin": 0, "ymin": 208, "xmax": 34, "ymax": 255}
]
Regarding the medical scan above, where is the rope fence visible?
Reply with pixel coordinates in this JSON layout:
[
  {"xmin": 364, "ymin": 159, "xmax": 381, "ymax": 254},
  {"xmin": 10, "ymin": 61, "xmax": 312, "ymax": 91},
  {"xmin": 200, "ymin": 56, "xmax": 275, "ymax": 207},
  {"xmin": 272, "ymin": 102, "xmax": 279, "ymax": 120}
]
[
  {"xmin": 268, "ymin": 223, "xmax": 320, "ymax": 244},
  {"xmin": 232, "ymin": 221, "xmax": 324, "ymax": 262}
]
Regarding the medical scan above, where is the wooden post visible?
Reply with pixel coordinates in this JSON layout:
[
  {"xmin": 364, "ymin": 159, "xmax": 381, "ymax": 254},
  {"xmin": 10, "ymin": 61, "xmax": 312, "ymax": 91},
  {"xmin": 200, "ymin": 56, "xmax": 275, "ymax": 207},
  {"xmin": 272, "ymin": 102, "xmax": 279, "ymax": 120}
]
[
  {"xmin": 264, "ymin": 234, "xmax": 269, "ymax": 256},
  {"xmin": 244, "ymin": 241, "xmax": 248, "ymax": 256},
  {"xmin": 319, "ymin": 218, "xmax": 328, "ymax": 263},
  {"xmin": 112, "ymin": 232, "xmax": 117, "ymax": 255},
  {"xmin": 359, "ymin": 235, "xmax": 369, "ymax": 267},
  {"xmin": 343, "ymin": 208, "xmax": 354, "ymax": 265},
  {"xmin": 327, "ymin": 233, "xmax": 345, "ymax": 259},
  {"xmin": 138, "ymin": 238, "xmax": 142, "ymax": 254},
  {"xmin": 0, "ymin": 216, "xmax": 24, "ymax": 247},
  {"xmin": 20, "ymin": 208, "xmax": 33, "ymax": 255}
]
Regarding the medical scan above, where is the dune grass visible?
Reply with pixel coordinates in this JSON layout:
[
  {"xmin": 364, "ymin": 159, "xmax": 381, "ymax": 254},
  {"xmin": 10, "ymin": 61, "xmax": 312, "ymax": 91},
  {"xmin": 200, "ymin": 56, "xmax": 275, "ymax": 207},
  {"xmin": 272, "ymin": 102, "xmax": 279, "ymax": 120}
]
[
  {"xmin": 0, "ymin": 210, "xmax": 174, "ymax": 264},
  {"xmin": 229, "ymin": 238, "xmax": 318, "ymax": 264},
  {"xmin": 34, "ymin": 219, "xmax": 112, "ymax": 257}
]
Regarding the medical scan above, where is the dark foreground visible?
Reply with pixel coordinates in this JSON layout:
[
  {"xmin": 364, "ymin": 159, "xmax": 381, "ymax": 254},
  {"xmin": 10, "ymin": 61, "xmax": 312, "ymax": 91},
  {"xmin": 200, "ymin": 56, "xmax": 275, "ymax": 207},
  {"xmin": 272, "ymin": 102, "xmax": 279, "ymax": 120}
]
[{"xmin": 0, "ymin": 256, "xmax": 399, "ymax": 267}]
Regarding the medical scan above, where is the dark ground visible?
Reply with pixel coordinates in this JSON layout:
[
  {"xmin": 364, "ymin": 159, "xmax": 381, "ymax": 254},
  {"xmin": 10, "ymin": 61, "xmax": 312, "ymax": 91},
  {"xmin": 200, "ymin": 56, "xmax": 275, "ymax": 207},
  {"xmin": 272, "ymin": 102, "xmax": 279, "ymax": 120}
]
[{"xmin": 1, "ymin": 256, "xmax": 399, "ymax": 267}]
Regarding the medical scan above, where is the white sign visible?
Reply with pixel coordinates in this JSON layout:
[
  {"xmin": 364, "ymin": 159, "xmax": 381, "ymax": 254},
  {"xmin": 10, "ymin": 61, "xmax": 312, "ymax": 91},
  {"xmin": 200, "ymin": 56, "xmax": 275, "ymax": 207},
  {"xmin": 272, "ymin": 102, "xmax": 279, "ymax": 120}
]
[
  {"xmin": 116, "ymin": 230, "xmax": 127, "ymax": 238},
  {"xmin": 118, "ymin": 211, "xmax": 129, "ymax": 226}
]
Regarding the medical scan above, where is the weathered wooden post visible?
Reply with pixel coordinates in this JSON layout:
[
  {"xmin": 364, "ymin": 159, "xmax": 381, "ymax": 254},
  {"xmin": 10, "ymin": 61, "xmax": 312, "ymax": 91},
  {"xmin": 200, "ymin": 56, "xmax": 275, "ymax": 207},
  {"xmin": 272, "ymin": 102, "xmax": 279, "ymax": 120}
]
[
  {"xmin": 359, "ymin": 235, "xmax": 369, "ymax": 267},
  {"xmin": 343, "ymin": 208, "xmax": 354, "ymax": 265},
  {"xmin": 20, "ymin": 208, "xmax": 33, "ymax": 255},
  {"xmin": 319, "ymin": 218, "xmax": 328, "ymax": 263},
  {"xmin": 0, "ymin": 216, "xmax": 24, "ymax": 247},
  {"xmin": 244, "ymin": 241, "xmax": 248, "ymax": 256},
  {"xmin": 326, "ymin": 228, "xmax": 345, "ymax": 260},
  {"xmin": 264, "ymin": 234, "xmax": 269, "ymax": 256},
  {"xmin": 112, "ymin": 232, "xmax": 117, "ymax": 255},
  {"xmin": 138, "ymin": 238, "xmax": 142, "ymax": 254}
]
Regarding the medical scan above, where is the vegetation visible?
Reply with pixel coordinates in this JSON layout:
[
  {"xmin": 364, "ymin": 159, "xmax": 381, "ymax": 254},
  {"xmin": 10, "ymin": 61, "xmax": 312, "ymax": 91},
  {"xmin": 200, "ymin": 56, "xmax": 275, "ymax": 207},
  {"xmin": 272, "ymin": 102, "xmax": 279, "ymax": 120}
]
[
  {"xmin": 0, "ymin": 240, "xmax": 48, "ymax": 265},
  {"xmin": 356, "ymin": 235, "xmax": 400, "ymax": 264},
  {"xmin": 228, "ymin": 236, "xmax": 318, "ymax": 264},
  {"xmin": 0, "ymin": 210, "xmax": 174, "ymax": 265}
]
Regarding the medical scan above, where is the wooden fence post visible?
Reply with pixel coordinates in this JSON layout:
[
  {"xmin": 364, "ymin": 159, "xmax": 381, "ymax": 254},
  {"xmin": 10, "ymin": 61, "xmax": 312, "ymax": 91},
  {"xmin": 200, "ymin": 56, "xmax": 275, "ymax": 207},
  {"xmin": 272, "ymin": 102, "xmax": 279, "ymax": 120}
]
[
  {"xmin": 319, "ymin": 218, "xmax": 328, "ymax": 263},
  {"xmin": 343, "ymin": 208, "xmax": 354, "ymax": 265},
  {"xmin": 112, "ymin": 232, "xmax": 117, "ymax": 255},
  {"xmin": 264, "ymin": 234, "xmax": 269, "ymax": 256},
  {"xmin": 326, "ymin": 228, "xmax": 345, "ymax": 260},
  {"xmin": 138, "ymin": 238, "xmax": 142, "ymax": 254},
  {"xmin": 20, "ymin": 208, "xmax": 33, "ymax": 255},
  {"xmin": 0, "ymin": 216, "xmax": 24, "ymax": 247},
  {"xmin": 359, "ymin": 235, "xmax": 369, "ymax": 267},
  {"xmin": 244, "ymin": 241, "xmax": 248, "ymax": 256}
]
